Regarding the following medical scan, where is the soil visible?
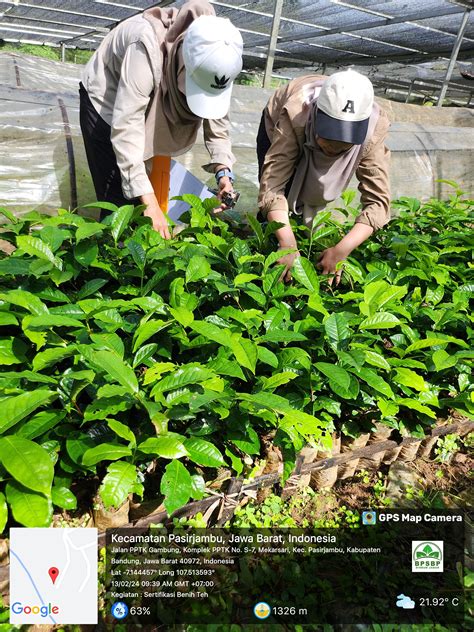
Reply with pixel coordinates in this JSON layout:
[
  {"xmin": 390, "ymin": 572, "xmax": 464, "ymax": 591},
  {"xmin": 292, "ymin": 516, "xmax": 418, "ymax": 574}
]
[{"xmin": 333, "ymin": 448, "xmax": 473, "ymax": 511}]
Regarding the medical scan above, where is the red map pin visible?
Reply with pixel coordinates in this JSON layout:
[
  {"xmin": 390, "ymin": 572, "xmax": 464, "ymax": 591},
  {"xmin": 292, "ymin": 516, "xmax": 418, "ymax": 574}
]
[{"xmin": 48, "ymin": 567, "xmax": 59, "ymax": 584}]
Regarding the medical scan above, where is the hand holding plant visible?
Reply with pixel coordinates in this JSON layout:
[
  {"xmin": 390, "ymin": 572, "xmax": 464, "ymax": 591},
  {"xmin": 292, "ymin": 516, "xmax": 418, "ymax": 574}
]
[
  {"xmin": 317, "ymin": 222, "xmax": 374, "ymax": 283},
  {"xmin": 141, "ymin": 192, "xmax": 171, "ymax": 239},
  {"xmin": 277, "ymin": 246, "xmax": 300, "ymax": 282}
]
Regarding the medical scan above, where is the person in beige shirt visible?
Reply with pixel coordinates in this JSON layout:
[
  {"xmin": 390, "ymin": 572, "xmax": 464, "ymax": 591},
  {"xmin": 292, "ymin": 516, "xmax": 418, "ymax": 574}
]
[
  {"xmin": 80, "ymin": 0, "xmax": 243, "ymax": 238},
  {"xmin": 257, "ymin": 70, "xmax": 391, "ymax": 281}
]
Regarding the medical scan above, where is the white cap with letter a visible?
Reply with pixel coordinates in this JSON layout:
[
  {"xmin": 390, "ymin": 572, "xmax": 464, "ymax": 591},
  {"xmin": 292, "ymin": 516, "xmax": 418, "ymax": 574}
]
[
  {"xmin": 315, "ymin": 69, "xmax": 374, "ymax": 144},
  {"xmin": 183, "ymin": 15, "xmax": 243, "ymax": 119}
]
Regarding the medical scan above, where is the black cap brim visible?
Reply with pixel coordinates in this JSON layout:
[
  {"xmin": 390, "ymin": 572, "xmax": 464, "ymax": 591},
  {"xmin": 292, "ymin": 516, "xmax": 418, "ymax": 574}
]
[{"xmin": 315, "ymin": 109, "xmax": 369, "ymax": 145}]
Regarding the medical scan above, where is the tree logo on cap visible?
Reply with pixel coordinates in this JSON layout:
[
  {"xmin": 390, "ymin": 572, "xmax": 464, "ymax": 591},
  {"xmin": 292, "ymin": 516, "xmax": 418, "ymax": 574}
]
[
  {"xmin": 342, "ymin": 100, "xmax": 355, "ymax": 113},
  {"xmin": 211, "ymin": 75, "xmax": 230, "ymax": 90}
]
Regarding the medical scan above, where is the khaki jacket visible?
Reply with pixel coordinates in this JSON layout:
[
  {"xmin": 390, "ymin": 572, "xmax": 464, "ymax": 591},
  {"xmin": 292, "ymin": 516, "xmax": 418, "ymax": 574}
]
[
  {"xmin": 82, "ymin": 0, "xmax": 234, "ymax": 199},
  {"xmin": 259, "ymin": 75, "xmax": 391, "ymax": 230}
]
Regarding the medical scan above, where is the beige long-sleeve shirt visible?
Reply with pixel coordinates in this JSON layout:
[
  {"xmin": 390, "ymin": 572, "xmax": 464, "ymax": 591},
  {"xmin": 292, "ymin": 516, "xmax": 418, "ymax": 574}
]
[
  {"xmin": 82, "ymin": 7, "xmax": 234, "ymax": 200},
  {"xmin": 259, "ymin": 75, "xmax": 391, "ymax": 231}
]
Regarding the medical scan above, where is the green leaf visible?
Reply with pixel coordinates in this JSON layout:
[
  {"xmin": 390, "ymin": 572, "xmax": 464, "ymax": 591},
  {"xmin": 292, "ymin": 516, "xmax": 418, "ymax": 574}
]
[
  {"xmin": 330, "ymin": 375, "xmax": 360, "ymax": 399},
  {"xmin": 32, "ymin": 346, "xmax": 77, "ymax": 371},
  {"xmin": 377, "ymin": 399, "xmax": 399, "ymax": 418},
  {"xmin": 0, "ymin": 436, "xmax": 54, "ymax": 494},
  {"xmin": 51, "ymin": 486, "xmax": 77, "ymax": 510},
  {"xmin": 143, "ymin": 361, "xmax": 175, "ymax": 385},
  {"xmin": 432, "ymin": 350, "xmax": 457, "ymax": 372},
  {"xmin": 90, "ymin": 332, "xmax": 125, "ymax": 357},
  {"xmin": 5, "ymin": 481, "xmax": 52, "ymax": 528},
  {"xmin": 0, "ymin": 492, "xmax": 7, "ymax": 532},
  {"xmin": 0, "ymin": 390, "xmax": 58, "ymax": 435},
  {"xmin": 363, "ymin": 350, "xmax": 391, "ymax": 371},
  {"xmin": 73, "ymin": 241, "xmax": 98, "ymax": 267},
  {"xmin": 133, "ymin": 343, "xmax": 158, "ymax": 368},
  {"xmin": 127, "ymin": 239, "xmax": 146, "ymax": 269},
  {"xmin": 263, "ymin": 248, "xmax": 295, "ymax": 273},
  {"xmin": 190, "ymin": 474, "xmax": 206, "ymax": 500},
  {"xmin": 258, "ymin": 330, "xmax": 307, "ymax": 343},
  {"xmin": 208, "ymin": 356, "xmax": 246, "ymax": 380},
  {"xmin": 230, "ymin": 336, "xmax": 257, "ymax": 373},
  {"xmin": 186, "ymin": 255, "xmax": 211, "ymax": 283},
  {"xmin": 405, "ymin": 337, "xmax": 465, "ymax": 354},
  {"xmin": 75, "ymin": 222, "xmax": 104, "ymax": 243},
  {"xmin": 0, "ymin": 312, "xmax": 18, "ymax": 326},
  {"xmin": 169, "ymin": 306, "xmax": 194, "ymax": 327},
  {"xmin": 82, "ymin": 443, "xmax": 133, "ymax": 467},
  {"xmin": 225, "ymin": 448, "xmax": 243, "ymax": 476},
  {"xmin": 262, "ymin": 372, "xmax": 299, "ymax": 391},
  {"xmin": 83, "ymin": 200, "xmax": 118, "ymax": 212},
  {"xmin": 238, "ymin": 391, "xmax": 293, "ymax": 415},
  {"xmin": 352, "ymin": 367, "xmax": 394, "ymax": 399},
  {"xmin": 160, "ymin": 460, "xmax": 193, "ymax": 515},
  {"xmin": 107, "ymin": 419, "xmax": 136, "ymax": 447},
  {"xmin": 0, "ymin": 258, "xmax": 31, "ymax": 276},
  {"xmin": 99, "ymin": 461, "xmax": 138, "ymax": 509},
  {"xmin": 397, "ymin": 398, "xmax": 436, "ymax": 418},
  {"xmin": 152, "ymin": 365, "xmax": 214, "ymax": 394},
  {"xmin": 83, "ymin": 349, "xmax": 138, "ymax": 394},
  {"xmin": 280, "ymin": 409, "xmax": 324, "ymax": 436},
  {"xmin": 228, "ymin": 426, "xmax": 261, "ymax": 455},
  {"xmin": 393, "ymin": 368, "xmax": 427, "ymax": 392},
  {"xmin": 0, "ymin": 337, "xmax": 27, "ymax": 365},
  {"xmin": 16, "ymin": 235, "xmax": 63, "ymax": 270},
  {"xmin": 0, "ymin": 206, "xmax": 18, "ymax": 223},
  {"xmin": 257, "ymin": 346, "xmax": 279, "ymax": 368},
  {"xmin": 292, "ymin": 257, "xmax": 319, "ymax": 292},
  {"xmin": 184, "ymin": 438, "xmax": 226, "ymax": 467},
  {"xmin": 17, "ymin": 410, "xmax": 66, "ymax": 441},
  {"xmin": 111, "ymin": 205, "xmax": 134, "ymax": 243},
  {"xmin": 0, "ymin": 289, "xmax": 48, "ymax": 315},
  {"xmin": 315, "ymin": 362, "xmax": 350, "ymax": 389},
  {"xmin": 363, "ymin": 281, "xmax": 407, "ymax": 312},
  {"xmin": 359, "ymin": 312, "xmax": 402, "ymax": 329},
  {"xmin": 234, "ymin": 273, "xmax": 260, "ymax": 286},
  {"xmin": 324, "ymin": 313, "xmax": 351, "ymax": 351},
  {"xmin": 190, "ymin": 320, "xmax": 232, "ymax": 347},
  {"xmin": 23, "ymin": 315, "xmax": 84, "ymax": 330},
  {"xmin": 77, "ymin": 278, "xmax": 108, "ymax": 300},
  {"xmin": 246, "ymin": 213, "xmax": 264, "ymax": 245},
  {"xmin": 133, "ymin": 319, "xmax": 170, "ymax": 352},
  {"xmin": 138, "ymin": 435, "xmax": 189, "ymax": 459}
]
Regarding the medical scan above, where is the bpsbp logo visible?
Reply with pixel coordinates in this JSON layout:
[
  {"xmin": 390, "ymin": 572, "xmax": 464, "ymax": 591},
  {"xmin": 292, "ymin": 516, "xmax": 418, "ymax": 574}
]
[
  {"xmin": 362, "ymin": 511, "xmax": 377, "ymax": 525},
  {"xmin": 412, "ymin": 541, "xmax": 443, "ymax": 572}
]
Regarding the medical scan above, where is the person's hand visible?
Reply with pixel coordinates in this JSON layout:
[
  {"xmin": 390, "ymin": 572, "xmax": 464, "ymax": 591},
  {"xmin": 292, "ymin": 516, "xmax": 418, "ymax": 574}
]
[
  {"xmin": 141, "ymin": 193, "xmax": 171, "ymax": 239},
  {"xmin": 317, "ymin": 245, "xmax": 346, "ymax": 285},
  {"xmin": 213, "ymin": 175, "xmax": 234, "ymax": 213},
  {"xmin": 277, "ymin": 246, "xmax": 300, "ymax": 283}
]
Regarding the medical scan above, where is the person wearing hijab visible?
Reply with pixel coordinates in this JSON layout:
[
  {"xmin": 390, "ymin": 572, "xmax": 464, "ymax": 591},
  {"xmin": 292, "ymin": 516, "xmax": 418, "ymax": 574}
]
[
  {"xmin": 257, "ymin": 69, "xmax": 391, "ymax": 282},
  {"xmin": 79, "ymin": 0, "xmax": 243, "ymax": 238}
]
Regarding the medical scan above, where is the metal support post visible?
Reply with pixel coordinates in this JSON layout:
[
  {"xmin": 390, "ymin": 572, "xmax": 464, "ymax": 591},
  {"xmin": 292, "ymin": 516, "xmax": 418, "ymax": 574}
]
[
  {"xmin": 263, "ymin": 0, "xmax": 284, "ymax": 89},
  {"xmin": 61, "ymin": 42, "xmax": 66, "ymax": 63},
  {"xmin": 405, "ymin": 79, "xmax": 414, "ymax": 103},
  {"xmin": 437, "ymin": 9, "xmax": 471, "ymax": 107}
]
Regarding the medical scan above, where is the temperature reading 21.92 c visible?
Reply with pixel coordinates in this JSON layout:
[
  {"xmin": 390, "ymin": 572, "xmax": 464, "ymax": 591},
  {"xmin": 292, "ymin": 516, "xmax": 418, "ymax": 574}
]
[{"xmin": 419, "ymin": 597, "xmax": 460, "ymax": 607}]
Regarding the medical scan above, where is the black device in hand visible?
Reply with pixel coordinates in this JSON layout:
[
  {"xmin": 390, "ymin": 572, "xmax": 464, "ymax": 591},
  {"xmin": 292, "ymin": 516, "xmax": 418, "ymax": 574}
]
[{"xmin": 208, "ymin": 188, "xmax": 240, "ymax": 210}]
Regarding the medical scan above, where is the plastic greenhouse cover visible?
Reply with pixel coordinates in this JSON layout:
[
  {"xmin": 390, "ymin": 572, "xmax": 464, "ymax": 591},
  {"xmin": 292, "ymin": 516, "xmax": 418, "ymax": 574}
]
[{"xmin": 0, "ymin": 52, "xmax": 473, "ymax": 219}]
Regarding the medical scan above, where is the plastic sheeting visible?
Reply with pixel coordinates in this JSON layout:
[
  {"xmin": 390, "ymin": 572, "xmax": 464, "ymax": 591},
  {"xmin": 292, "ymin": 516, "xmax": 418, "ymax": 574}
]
[{"xmin": 0, "ymin": 52, "xmax": 473, "ymax": 220}]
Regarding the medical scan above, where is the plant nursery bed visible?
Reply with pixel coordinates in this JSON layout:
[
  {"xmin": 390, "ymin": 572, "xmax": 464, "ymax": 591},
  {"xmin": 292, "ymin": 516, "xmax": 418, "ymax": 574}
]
[{"xmin": 0, "ymin": 187, "xmax": 472, "ymax": 534}]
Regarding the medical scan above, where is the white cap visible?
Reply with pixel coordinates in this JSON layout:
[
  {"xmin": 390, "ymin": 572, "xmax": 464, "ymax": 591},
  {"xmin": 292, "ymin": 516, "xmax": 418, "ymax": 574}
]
[
  {"xmin": 315, "ymin": 69, "xmax": 374, "ymax": 144},
  {"xmin": 183, "ymin": 15, "xmax": 243, "ymax": 119}
]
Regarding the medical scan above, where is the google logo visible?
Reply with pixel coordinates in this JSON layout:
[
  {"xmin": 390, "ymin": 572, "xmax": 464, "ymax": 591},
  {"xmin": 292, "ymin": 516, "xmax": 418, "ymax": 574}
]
[{"xmin": 11, "ymin": 602, "xmax": 59, "ymax": 617}]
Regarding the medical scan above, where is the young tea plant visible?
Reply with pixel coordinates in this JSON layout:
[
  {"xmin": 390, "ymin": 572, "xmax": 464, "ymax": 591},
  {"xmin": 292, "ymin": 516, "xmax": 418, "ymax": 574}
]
[{"xmin": 0, "ymin": 189, "xmax": 472, "ymax": 528}]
